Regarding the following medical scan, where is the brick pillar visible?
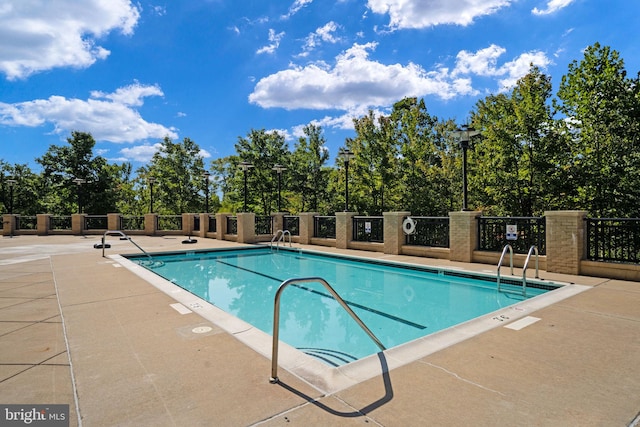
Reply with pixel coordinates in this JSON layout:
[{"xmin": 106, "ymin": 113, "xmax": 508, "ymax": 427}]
[
  {"xmin": 237, "ymin": 212, "xmax": 256, "ymax": 244},
  {"xmin": 298, "ymin": 212, "xmax": 317, "ymax": 244},
  {"xmin": 37, "ymin": 214, "xmax": 50, "ymax": 236},
  {"xmin": 2, "ymin": 214, "xmax": 15, "ymax": 236},
  {"xmin": 272, "ymin": 213, "xmax": 285, "ymax": 234},
  {"xmin": 384, "ymin": 211, "xmax": 410, "ymax": 255},
  {"xmin": 545, "ymin": 210, "xmax": 587, "ymax": 275},
  {"xmin": 182, "ymin": 213, "xmax": 196, "ymax": 236},
  {"xmin": 449, "ymin": 210, "xmax": 481, "ymax": 263},
  {"xmin": 72, "ymin": 214, "xmax": 86, "ymax": 235},
  {"xmin": 107, "ymin": 213, "xmax": 121, "ymax": 231},
  {"xmin": 144, "ymin": 213, "xmax": 157, "ymax": 236},
  {"xmin": 336, "ymin": 212, "xmax": 356, "ymax": 249},
  {"xmin": 199, "ymin": 213, "xmax": 209, "ymax": 238}
]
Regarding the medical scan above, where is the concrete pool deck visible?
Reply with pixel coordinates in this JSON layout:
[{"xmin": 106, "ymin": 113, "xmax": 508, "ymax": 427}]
[{"xmin": 0, "ymin": 235, "xmax": 638, "ymax": 426}]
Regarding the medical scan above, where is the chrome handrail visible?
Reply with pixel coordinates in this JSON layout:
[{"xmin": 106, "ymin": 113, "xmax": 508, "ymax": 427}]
[
  {"xmin": 521, "ymin": 245, "xmax": 540, "ymax": 297},
  {"xmin": 270, "ymin": 277, "xmax": 386, "ymax": 383},
  {"xmin": 270, "ymin": 229, "xmax": 292, "ymax": 250},
  {"xmin": 497, "ymin": 244, "xmax": 513, "ymax": 293},
  {"xmin": 101, "ymin": 230, "xmax": 151, "ymax": 260}
]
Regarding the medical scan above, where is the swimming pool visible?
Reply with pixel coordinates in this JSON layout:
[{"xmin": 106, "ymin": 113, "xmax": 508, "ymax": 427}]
[{"xmin": 127, "ymin": 246, "xmax": 559, "ymax": 367}]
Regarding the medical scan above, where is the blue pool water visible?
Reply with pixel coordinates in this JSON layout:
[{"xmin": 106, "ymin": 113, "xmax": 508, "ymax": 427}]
[{"xmin": 130, "ymin": 247, "xmax": 556, "ymax": 366}]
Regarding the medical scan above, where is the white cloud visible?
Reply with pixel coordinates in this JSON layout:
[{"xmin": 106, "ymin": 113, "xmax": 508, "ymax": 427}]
[
  {"xmin": 281, "ymin": 0, "xmax": 313, "ymax": 20},
  {"xmin": 453, "ymin": 44, "xmax": 551, "ymax": 91},
  {"xmin": 367, "ymin": 0, "xmax": 512, "ymax": 29},
  {"xmin": 532, "ymin": 0, "xmax": 576, "ymax": 15},
  {"xmin": 119, "ymin": 143, "xmax": 163, "ymax": 162},
  {"xmin": 299, "ymin": 22, "xmax": 341, "ymax": 56},
  {"xmin": 0, "ymin": 83, "xmax": 177, "ymax": 143},
  {"xmin": 249, "ymin": 42, "xmax": 476, "ymax": 111},
  {"xmin": 0, "ymin": 0, "xmax": 140, "ymax": 80},
  {"xmin": 257, "ymin": 29, "xmax": 286, "ymax": 54}
]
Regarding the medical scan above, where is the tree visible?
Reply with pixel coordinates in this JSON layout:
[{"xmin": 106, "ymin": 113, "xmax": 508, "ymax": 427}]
[
  {"xmin": 36, "ymin": 131, "xmax": 127, "ymax": 214},
  {"xmin": 137, "ymin": 137, "xmax": 206, "ymax": 214},
  {"xmin": 555, "ymin": 43, "xmax": 640, "ymax": 216},
  {"xmin": 1, "ymin": 162, "xmax": 41, "ymax": 215},
  {"xmin": 470, "ymin": 66, "xmax": 566, "ymax": 216},
  {"xmin": 289, "ymin": 124, "xmax": 331, "ymax": 213}
]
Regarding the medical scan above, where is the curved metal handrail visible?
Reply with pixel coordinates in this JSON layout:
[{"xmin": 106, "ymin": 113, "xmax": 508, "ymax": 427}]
[
  {"xmin": 101, "ymin": 230, "xmax": 151, "ymax": 260},
  {"xmin": 521, "ymin": 245, "xmax": 540, "ymax": 297},
  {"xmin": 496, "ymin": 244, "xmax": 513, "ymax": 293},
  {"xmin": 270, "ymin": 229, "xmax": 292, "ymax": 250},
  {"xmin": 270, "ymin": 277, "xmax": 386, "ymax": 383}
]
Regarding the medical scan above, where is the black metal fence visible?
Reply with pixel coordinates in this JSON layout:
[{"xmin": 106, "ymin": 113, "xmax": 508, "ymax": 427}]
[
  {"xmin": 283, "ymin": 215, "xmax": 300, "ymax": 236},
  {"xmin": 255, "ymin": 216, "xmax": 273, "ymax": 235},
  {"xmin": 50, "ymin": 216, "xmax": 72, "ymax": 230},
  {"xmin": 314, "ymin": 216, "xmax": 336, "ymax": 239},
  {"xmin": 405, "ymin": 217, "xmax": 449, "ymax": 248},
  {"xmin": 478, "ymin": 216, "xmax": 546, "ymax": 254},
  {"xmin": 586, "ymin": 218, "xmax": 640, "ymax": 263},
  {"xmin": 120, "ymin": 216, "xmax": 144, "ymax": 231},
  {"xmin": 84, "ymin": 215, "xmax": 108, "ymax": 230},
  {"xmin": 208, "ymin": 216, "xmax": 217, "ymax": 233},
  {"xmin": 352, "ymin": 216, "xmax": 384, "ymax": 243},
  {"xmin": 227, "ymin": 216, "xmax": 237, "ymax": 235},
  {"xmin": 157, "ymin": 215, "xmax": 182, "ymax": 231},
  {"xmin": 16, "ymin": 216, "xmax": 37, "ymax": 230}
]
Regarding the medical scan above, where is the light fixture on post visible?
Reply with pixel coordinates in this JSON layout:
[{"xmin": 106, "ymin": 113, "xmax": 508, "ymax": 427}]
[
  {"xmin": 148, "ymin": 176, "xmax": 156, "ymax": 213},
  {"xmin": 6, "ymin": 178, "xmax": 16, "ymax": 215},
  {"xmin": 72, "ymin": 178, "xmax": 86, "ymax": 214},
  {"xmin": 451, "ymin": 125, "xmax": 480, "ymax": 211},
  {"xmin": 272, "ymin": 164, "xmax": 287, "ymax": 212},
  {"xmin": 338, "ymin": 148, "xmax": 355, "ymax": 212},
  {"xmin": 202, "ymin": 171, "xmax": 211, "ymax": 213},
  {"xmin": 239, "ymin": 161, "xmax": 254, "ymax": 212}
]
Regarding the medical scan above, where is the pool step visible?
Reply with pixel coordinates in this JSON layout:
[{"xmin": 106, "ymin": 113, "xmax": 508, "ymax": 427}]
[{"xmin": 298, "ymin": 347, "xmax": 359, "ymax": 367}]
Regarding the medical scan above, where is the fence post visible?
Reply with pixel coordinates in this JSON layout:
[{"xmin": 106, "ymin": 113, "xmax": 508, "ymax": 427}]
[
  {"xmin": 72, "ymin": 214, "xmax": 86, "ymax": 235},
  {"xmin": 107, "ymin": 213, "xmax": 121, "ymax": 231},
  {"xmin": 182, "ymin": 213, "xmax": 195, "ymax": 236},
  {"xmin": 215, "ymin": 213, "xmax": 228, "ymax": 240},
  {"xmin": 199, "ymin": 213, "xmax": 208, "ymax": 238},
  {"xmin": 144, "ymin": 213, "xmax": 157, "ymax": 236},
  {"xmin": 383, "ymin": 211, "xmax": 410, "ymax": 255},
  {"xmin": 237, "ymin": 212, "xmax": 256, "ymax": 244},
  {"xmin": 449, "ymin": 210, "xmax": 481, "ymax": 263},
  {"xmin": 545, "ymin": 210, "xmax": 587, "ymax": 275},
  {"xmin": 2, "ymin": 214, "xmax": 15, "ymax": 236},
  {"xmin": 298, "ymin": 212, "xmax": 317, "ymax": 245},
  {"xmin": 37, "ymin": 214, "xmax": 50, "ymax": 236},
  {"xmin": 336, "ymin": 212, "xmax": 357, "ymax": 249}
]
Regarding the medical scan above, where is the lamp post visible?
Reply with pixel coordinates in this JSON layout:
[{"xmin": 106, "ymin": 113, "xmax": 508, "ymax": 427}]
[
  {"xmin": 72, "ymin": 178, "xmax": 86, "ymax": 214},
  {"xmin": 148, "ymin": 177, "xmax": 156, "ymax": 213},
  {"xmin": 6, "ymin": 179, "xmax": 16, "ymax": 215},
  {"xmin": 272, "ymin": 164, "xmax": 286, "ymax": 212},
  {"xmin": 452, "ymin": 125, "xmax": 480, "ymax": 211},
  {"xmin": 338, "ymin": 148, "xmax": 355, "ymax": 212},
  {"xmin": 239, "ymin": 162, "xmax": 253, "ymax": 212},
  {"xmin": 202, "ymin": 171, "xmax": 211, "ymax": 213}
]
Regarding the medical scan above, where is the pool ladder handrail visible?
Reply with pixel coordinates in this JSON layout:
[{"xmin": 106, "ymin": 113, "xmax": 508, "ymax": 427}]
[
  {"xmin": 101, "ymin": 230, "xmax": 152, "ymax": 260},
  {"xmin": 521, "ymin": 245, "xmax": 540, "ymax": 297},
  {"xmin": 496, "ymin": 244, "xmax": 514, "ymax": 294},
  {"xmin": 270, "ymin": 229, "xmax": 292, "ymax": 250},
  {"xmin": 270, "ymin": 277, "xmax": 386, "ymax": 384}
]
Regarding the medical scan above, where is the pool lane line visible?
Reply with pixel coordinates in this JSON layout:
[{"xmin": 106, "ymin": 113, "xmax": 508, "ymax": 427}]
[{"xmin": 216, "ymin": 259, "xmax": 427, "ymax": 330}]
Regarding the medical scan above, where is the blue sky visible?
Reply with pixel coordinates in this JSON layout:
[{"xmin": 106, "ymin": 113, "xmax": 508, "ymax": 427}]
[{"xmin": 1, "ymin": 0, "xmax": 639, "ymax": 171}]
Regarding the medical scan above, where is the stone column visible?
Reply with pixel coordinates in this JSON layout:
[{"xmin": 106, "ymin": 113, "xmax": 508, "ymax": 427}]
[
  {"xmin": 37, "ymin": 214, "xmax": 50, "ymax": 236},
  {"xmin": 449, "ymin": 210, "xmax": 481, "ymax": 263},
  {"xmin": 383, "ymin": 211, "xmax": 410, "ymax": 255},
  {"xmin": 272, "ymin": 213, "xmax": 285, "ymax": 234},
  {"xmin": 182, "ymin": 213, "xmax": 196, "ymax": 236},
  {"xmin": 144, "ymin": 213, "xmax": 157, "ymax": 236},
  {"xmin": 336, "ymin": 212, "xmax": 357, "ymax": 249},
  {"xmin": 107, "ymin": 213, "xmax": 121, "ymax": 231},
  {"xmin": 2, "ymin": 214, "xmax": 15, "ymax": 236},
  {"xmin": 215, "ymin": 213, "xmax": 228, "ymax": 240},
  {"xmin": 237, "ymin": 212, "xmax": 256, "ymax": 244},
  {"xmin": 72, "ymin": 214, "xmax": 86, "ymax": 235},
  {"xmin": 298, "ymin": 212, "xmax": 318, "ymax": 245},
  {"xmin": 545, "ymin": 210, "xmax": 587, "ymax": 275}
]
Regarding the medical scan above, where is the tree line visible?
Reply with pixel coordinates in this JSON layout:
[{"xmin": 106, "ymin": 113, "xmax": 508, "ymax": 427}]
[{"xmin": 1, "ymin": 43, "xmax": 639, "ymax": 218}]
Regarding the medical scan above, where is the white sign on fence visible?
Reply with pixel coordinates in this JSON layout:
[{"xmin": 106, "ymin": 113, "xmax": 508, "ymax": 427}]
[
  {"xmin": 365, "ymin": 221, "xmax": 372, "ymax": 233},
  {"xmin": 506, "ymin": 224, "xmax": 518, "ymax": 240}
]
